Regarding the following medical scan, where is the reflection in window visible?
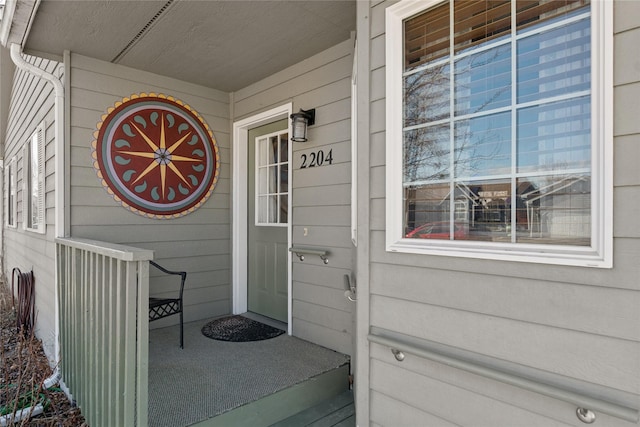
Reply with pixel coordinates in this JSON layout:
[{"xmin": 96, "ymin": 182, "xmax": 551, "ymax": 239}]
[
  {"xmin": 454, "ymin": 44, "xmax": 511, "ymax": 116},
  {"xmin": 404, "ymin": 63, "xmax": 450, "ymax": 125},
  {"xmin": 404, "ymin": 176, "xmax": 589, "ymax": 245},
  {"xmin": 517, "ymin": 97, "xmax": 590, "ymax": 173},
  {"xmin": 402, "ymin": 0, "xmax": 591, "ymax": 246},
  {"xmin": 404, "ymin": 124, "xmax": 450, "ymax": 183},
  {"xmin": 516, "ymin": 175, "xmax": 590, "ymax": 245},
  {"xmin": 455, "ymin": 111, "xmax": 511, "ymax": 178}
]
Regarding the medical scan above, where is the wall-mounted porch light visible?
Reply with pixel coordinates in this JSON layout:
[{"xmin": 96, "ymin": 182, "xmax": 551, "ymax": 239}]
[{"xmin": 290, "ymin": 109, "xmax": 315, "ymax": 142}]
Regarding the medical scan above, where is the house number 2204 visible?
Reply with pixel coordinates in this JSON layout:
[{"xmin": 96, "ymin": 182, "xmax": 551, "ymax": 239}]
[{"xmin": 300, "ymin": 149, "xmax": 333, "ymax": 168}]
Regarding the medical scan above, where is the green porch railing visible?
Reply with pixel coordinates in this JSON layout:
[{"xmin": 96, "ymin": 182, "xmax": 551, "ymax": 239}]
[{"xmin": 56, "ymin": 237, "xmax": 153, "ymax": 427}]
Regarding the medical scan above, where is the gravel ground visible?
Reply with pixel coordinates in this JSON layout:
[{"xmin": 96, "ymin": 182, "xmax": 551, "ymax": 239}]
[{"xmin": 1, "ymin": 282, "xmax": 87, "ymax": 426}]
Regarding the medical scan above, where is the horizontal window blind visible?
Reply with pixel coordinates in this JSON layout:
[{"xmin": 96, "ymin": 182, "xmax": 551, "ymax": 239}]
[
  {"xmin": 405, "ymin": 0, "xmax": 590, "ymax": 71},
  {"xmin": 516, "ymin": 0, "xmax": 590, "ymax": 30},
  {"xmin": 405, "ymin": 2, "xmax": 449, "ymax": 70},
  {"xmin": 454, "ymin": 1, "xmax": 511, "ymax": 53}
]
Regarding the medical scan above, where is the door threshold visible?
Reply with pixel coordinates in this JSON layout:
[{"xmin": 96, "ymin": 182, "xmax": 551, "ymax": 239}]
[{"xmin": 243, "ymin": 312, "xmax": 287, "ymax": 332}]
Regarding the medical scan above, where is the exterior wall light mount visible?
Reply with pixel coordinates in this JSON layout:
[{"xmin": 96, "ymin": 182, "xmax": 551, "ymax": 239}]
[{"xmin": 290, "ymin": 108, "xmax": 315, "ymax": 142}]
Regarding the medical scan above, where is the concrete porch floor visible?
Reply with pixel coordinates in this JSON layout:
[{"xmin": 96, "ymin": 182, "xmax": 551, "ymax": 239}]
[{"xmin": 148, "ymin": 317, "xmax": 351, "ymax": 427}]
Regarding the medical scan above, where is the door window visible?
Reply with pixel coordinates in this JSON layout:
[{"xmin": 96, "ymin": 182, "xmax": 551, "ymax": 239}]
[{"xmin": 255, "ymin": 131, "xmax": 288, "ymax": 225}]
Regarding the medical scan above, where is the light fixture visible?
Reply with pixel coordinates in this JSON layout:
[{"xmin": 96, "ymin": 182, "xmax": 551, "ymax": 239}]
[{"xmin": 290, "ymin": 108, "xmax": 315, "ymax": 142}]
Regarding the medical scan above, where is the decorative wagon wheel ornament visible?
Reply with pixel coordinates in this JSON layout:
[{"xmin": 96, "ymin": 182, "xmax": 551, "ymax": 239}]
[{"xmin": 91, "ymin": 93, "xmax": 219, "ymax": 219}]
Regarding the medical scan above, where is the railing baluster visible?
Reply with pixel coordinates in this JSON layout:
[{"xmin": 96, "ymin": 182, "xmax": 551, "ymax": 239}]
[
  {"xmin": 107, "ymin": 254, "xmax": 114, "ymax": 425},
  {"xmin": 82, "ymin": 249, "xmax": 90, "ymax": 418},
  {"xmin": 98, "ymin": 253, "xmax": 106, "ymax": 427},
  {"xmin": 123, "ymin": 260, "xmax": 137, "ymax": 426},
  {"xmin": 108, "ymin": 256, "xmax": 117, "ymax": 426},
  {"xmin": 136, "ymin": 260, "xmax": 150, "ymax": 427}
]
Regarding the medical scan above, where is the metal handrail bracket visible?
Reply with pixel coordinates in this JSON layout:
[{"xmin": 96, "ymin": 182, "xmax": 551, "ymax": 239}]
[
  {"xmin": 289, "ymin": 246, "xmax": 329, "ymax": 264},
  {"xmin": 368, "ymin": 327, "xmax": 639, "ymax": 423}
]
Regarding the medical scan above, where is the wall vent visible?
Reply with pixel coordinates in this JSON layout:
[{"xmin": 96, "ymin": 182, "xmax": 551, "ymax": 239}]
[{"xmin": 111, "ymin": 0, "xmax": 175, "ymax": 63}]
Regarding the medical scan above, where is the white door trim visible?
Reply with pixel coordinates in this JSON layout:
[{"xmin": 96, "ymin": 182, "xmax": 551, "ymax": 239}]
[{"xmin": 232, "ymin": 103, "xmax": 293, "ymax": 334}]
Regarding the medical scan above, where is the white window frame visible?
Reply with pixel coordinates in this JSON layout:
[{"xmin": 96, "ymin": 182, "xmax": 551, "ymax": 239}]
[
  {"xmin": 385, "ymin": 0, "xmax": 613, "ymax": 268},
  {"xmin": 351, "ymin": 38, "xmax": 358, "ymax": 247},
  {"xmin": 5, "ymin": 157, "xmax": 17, "ymax": 228},
  {"xmin": 23, "ymin": 123, "xmax": 46, "ymax": 234}
]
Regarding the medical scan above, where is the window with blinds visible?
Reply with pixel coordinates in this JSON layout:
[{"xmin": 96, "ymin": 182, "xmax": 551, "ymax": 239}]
[
  {"xmin": 6, "ymin": 158, "xmax": 17, "ymax": 227},
  {"xmin": 24, "ymin": 124, "xmax": 45, "ymax": 233},
  {"xmin": 401, "ymin": 0, "xmax": 592, "ymax": 246},
  {"xmin": 405, "ymin": 1, "xmax": 588, "ymax": 70}
]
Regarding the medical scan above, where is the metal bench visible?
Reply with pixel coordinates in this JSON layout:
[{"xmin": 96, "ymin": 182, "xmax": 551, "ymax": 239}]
[{"xmin": 149, "ymin": 260, "xmax": 187, "ymax": 349}]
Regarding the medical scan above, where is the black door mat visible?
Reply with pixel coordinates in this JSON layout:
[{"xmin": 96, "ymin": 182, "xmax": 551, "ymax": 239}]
[{"xmin": 202, "ymin": 315, "xmax": 285, "ymax": 342}]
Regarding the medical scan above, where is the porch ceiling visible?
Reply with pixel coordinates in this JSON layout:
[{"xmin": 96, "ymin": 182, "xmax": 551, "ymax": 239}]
[{"xmin": 22, "ymin": 0, "xmax": 356, "ymax": 92}]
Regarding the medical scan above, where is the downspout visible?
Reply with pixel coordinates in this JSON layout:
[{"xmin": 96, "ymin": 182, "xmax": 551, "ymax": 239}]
[
  {"xmin": 0, "ymin": 370, "xmax": 62, "ymax": 425},
  {"xmin": 9, "ymin": 42, "xmax": 65, "ymax": 372},
  {"xmin": 9, "ymin": 44, "xmax": 65, "ymax": 237}
]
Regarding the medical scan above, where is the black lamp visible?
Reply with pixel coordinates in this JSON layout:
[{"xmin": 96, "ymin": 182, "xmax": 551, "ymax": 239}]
[{"xmin": 290, "ymin": 109, "xmax": 315, "ymax": 142}]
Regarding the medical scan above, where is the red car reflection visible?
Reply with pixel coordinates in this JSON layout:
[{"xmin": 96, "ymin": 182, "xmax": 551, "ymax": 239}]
[{"xmin": 405, "ymin": 222, "xmax": 466, "ymax": 240}]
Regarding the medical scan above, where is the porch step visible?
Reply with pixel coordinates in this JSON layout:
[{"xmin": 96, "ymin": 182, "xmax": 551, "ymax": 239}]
[
  {"xmin": 193, "ymin": 363, "xmax": 350, "ymax": 427},
  {"xmin": 268, "ymin": 390, "xmax": 355, "ymax": 427}
]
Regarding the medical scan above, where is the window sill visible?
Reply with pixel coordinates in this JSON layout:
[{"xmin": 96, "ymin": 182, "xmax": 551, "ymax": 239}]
[
  {"xmin": 387, "ymin": 238, "xmax": 612, "ymax": 268},
  {"xmin": 24, "ymin": 226, "xmax": 46, "ymax": 235}
]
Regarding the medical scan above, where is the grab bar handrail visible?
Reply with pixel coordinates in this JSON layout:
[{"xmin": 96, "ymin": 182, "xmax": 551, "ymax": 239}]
[
  {"xmin": 289, "ymin": 246, "xmax": 329, "ymax": 264},
  {"xmin": 368, "ymin": 327, "xmax": 639, "ymax": 423}
]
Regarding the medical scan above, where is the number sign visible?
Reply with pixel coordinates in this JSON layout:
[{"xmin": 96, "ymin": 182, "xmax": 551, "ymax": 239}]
[{"xmin": 300, "ymin": 149, "xmax": 334, "ymax": 169}]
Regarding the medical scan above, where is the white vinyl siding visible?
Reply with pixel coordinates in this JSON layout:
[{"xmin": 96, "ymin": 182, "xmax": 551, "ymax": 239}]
[
  {"xmin": 385, "ymin": 0, "xmax": 613, "ymax": 268},
  {"xmin": 2, "ymin": 54, "xmax": 60, "ymax": 361}
]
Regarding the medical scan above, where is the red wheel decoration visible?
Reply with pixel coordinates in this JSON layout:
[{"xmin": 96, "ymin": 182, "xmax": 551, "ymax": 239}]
[{"xmin": 91, "ymin": 93, "xmax": 219, "ymax": 219}]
